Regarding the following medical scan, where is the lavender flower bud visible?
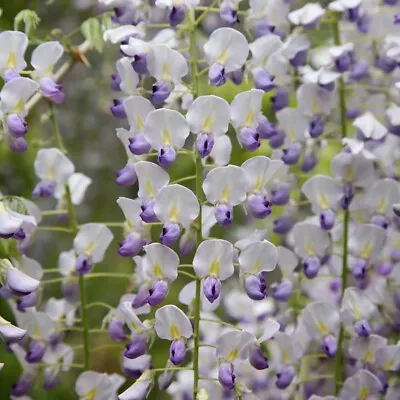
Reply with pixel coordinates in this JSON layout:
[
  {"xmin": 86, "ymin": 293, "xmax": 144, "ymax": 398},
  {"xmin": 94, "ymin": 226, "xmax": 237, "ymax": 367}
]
[
  {"xmin": 158, "ymin": 147, "xmax": 176, "ymax": 169},
  {"xmin": 40, "ymin": 77, "xmax": 65, "ymax": 104},
  {"xmin": 247, "ymin": 194, "xmax": 272, "ymax": 219},
  {"xmin": 140, "ymin": 199, "xmax": 158, "ymax": 223},
  {"xmin": 244, "ymin": 273, "xmax": 267, "ymax": 300},
  {"xmin": 196, "ymin": 132, "xmax": 215, "ymax": 158},
  {"xmin": 276, "ymin": 365, "xmax": 296, "ymax": 389},
  {"xmin": 290, "ymin": 49, "xmax": 308, "ymax": 67},
  {"xmin": 352, "ymin": 259, "xmax": 367, "ymax": 280},
  {"xmin": 169, "ymin": 339, "xmax": 186, "ymax": 365},
  {"xmin": 239, "ymin": 127, "xmax": 261, "ymax": 151},
  {"xmin": 132, "ymin": 284, "xmax": 150, "ymax": 308},
  {"xmin": 309, "ymin": 116, "xmax": 325, "ymax": 138},
  {"xmin": 271, "ymin": 280, "xmax": 293, "ymax": 302},
  {"xmin": 257, "ymin": 117, "xmax": 276, "ymax": 139},
  {"xmin": 301, "ymin": 152, "xmax": 318, "ymax": 172},
  {"xmin": 132, "ymin": 54, "xmax": 148, "ymax": 75},
  {"xmin": 215, "ymin": 203, "xmax": 233, "ymax": 228},
  {"xmin": 273, "ymin": 215, "xmax": 294, "ymax": 234},
  {"xmin": 125, "ymin": 334, "xmax": 147, "ymax": 359},
  {"xmin": 335, "ymin": 53, "xmax": 352, "ymax": 72},
  {"xmin": 11, "ymin": 374, "xmax": 33, "ymax": 397},
  {"xmin": 9, "ymin": 136, "xmax": 28, "ymax": 153},
  {"xmin": 371, "ymin": 214, "xmax": 389, "ymax": 230},
  {"xmin": 322, "ymin": 335, "xmax": 337, "ymax": 358},
  {"xmin": 268, "ymin": 129, "xmax": 286, "ymax": 148},
  {"xmin": 303, "ymin": 256, "xmax": 321, "ymax": 279},
  {"xmin": 116, "ymin": 163, "xmax": 137, "ymax": 187},
  {"xmin": 32, "ymin": 181, "xmax": 56, "ymax": 198},
  {"xmin": 319, "ymin": 209, "xmax": 335, "ymax": 230},
  {"xmin": 75, "ymin": 255, "xmax": 94, "ymax": 276},
  {"xmin": 17, "ymin": 292, "xmax": 37, "ymax": 312},
  {"xmin": 25, "ymin": 340, "xmax": 46, "ymax": 363},
  {"xmin": 160, "ymin": 223, "xmax": 181, "ymax": 247},
  {"xmin": 209, "ymin": 63, "xmax": 226, "ymax": 86},
  {"xmin": 249, "ymin": 346, "xmax": 269, "ymax": 370},
  {"xmin": 271, "ymin": 88, "xmax": 289, "ymax": 112},
  {"xmin": 7, "ymin": 114, "xmax": 27, "ymax": 138},
  {"xmin": 62, "ymin": 278, "xmax": 79, "ymax": 299},
  {"xmin": 179, "ymin": 229, "xmax": 196, "ymax": 257},
  {"xmin": 148, "ymin": 280, "xmax": 168, "ymax": 306},
  {"xmin": 203, "ymin": 276, "xmax": 221, "ymax": 303},
  {"xmin": 271, "ymin": 183, "xmax": 290, "ymax": 205},
  {"xmin": 168, "ymin": 6, "xmax": 185, "ymax": 27},
  {"xmin": 228, "ymin": 67, "xmax": 243, "ymax": 85},
  {"xmin": 151, "ymin": 81, "xmax": 172, "ymax": 105},
  {"xmin": 111, "ymin": 99, "xmax": 127, "ymax": 119},
  {"xmin": 355, "ymin": 319, "xmax": 371, "ymax": 337},
  {"xmin": 282, "ymin": 142, "xmax": 302, "ymax": 165},
  {"xmin": 253, "ymin": 68, "xmax": 275, "ymax": 92},
  {"xmin": 119, "ymin": 232, "xmax": 145, "ymax": 257},
  {"xmin": 108, "ymin": 318, "xmax": 127, "ymax": 342},
  {"xmin": 218, "ymin": 362, "xmax": 235, "ymax": 391},
  {"xmin": 43, "ymin": 368, "xmax": 61, "ymax": 390},
  {"xmin": 220, "ymin": 4, "xmax": 238, "ymax": 25},
  {"xmin": 110, "ymin": 73, "xmax": 121, "ymax": 91},
  {"xmin": 129, "ymin": 134, "xmax": 151, "ymax": 155}
]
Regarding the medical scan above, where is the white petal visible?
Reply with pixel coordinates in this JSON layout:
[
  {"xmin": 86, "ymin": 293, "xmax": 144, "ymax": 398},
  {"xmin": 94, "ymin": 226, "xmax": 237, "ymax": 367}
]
[
  {"xmin": 0, "ymin": 77, "xmax": 39, "ymax": 116},
  {"xmin": 118, "ymin": 370, "xmax": 153, "ymax": 400},
  {"xmin": 123, "ymin": 96, "xmax": 155, "ymax": 134},
  {"xmin": 135, "ymin": 161, "xmax": 169, "ymax": 200},
  {"xmin": 297, "ymin": 82, "xmax": 335, "ymax": 116},
  {"xmin": 277, "ymin": 246, "xmax": 298, "ymax": 278},
  {"xmin": 154, "ymin": 184, "xmax": 199, "ymax": 228},
  {"xmin": 288, "ymin": 3, "xmax": 325, "ymax": 26},
  {"xmin": 58, "ymin": 249, "xmax": 77, "ymax": 277},
  {"xmin": 0, "ymin": 316, "xmax": 26, "ymax": 343},
  {"xmin": 31, "ymin": 41, "xmax": 64, "ymax": 77},
  {"xmin": 292, "ymin": 222, "xmax": 330, "ymax": 258},
  {"xmin": 242, "ymin": 156, "xmax": 283, "ymax": 193},
  {"xmin": 365, "ymin": 178, "xmax": 400, "ymax": 216},
  {"xmin": 117, "ymin": 197, "xmax": 145, "ymax": 232},
  {"xmin": 204, "ymin": 28, "xmax": 249, "ymax": 73},
  {"xmin": 239, "ymin": 240, "xmax": 278, "ymax": 273},
  {"xmin": 340, "ymin": 369, "xmax": 382, "ymax": 400},
  {"xmin": 147, "ymin": 44, "xmax": 188, "ymax": 83},
  {"xmin": 0, "ymin": 203, "xmax": 23, "ymax": 235},
  {"xmin": 120, "ymin": 37, "xmax": 150, "ymax": 57},
  {"xmin": 0, "ymin": 31, "xmax": 28, "ymax": 72},
  {"xmin": 353, "ymin": 111, "xmax": 387, "ymax": 140},
  {"xmin": 155, "ymin": 305, "xmax": 193, "ymax": 340},
  {"xmin": 375, "ymin": 345, "xmax": 400, "ymax": 371},
  {"xmin": 116, "ymin": 57, "xmax": 139, "ymax": 95},
  {"xmin": 24, "ymin": 311, "xmax": 55, "ymax": 341},
  {"xmin": 144, "ymin": 109, "xmax": 190, "ymax": 150},
  {"xmin": 258, "ymin": 318, "xmax": 280, "ymax": 342},
  {"xmin": 230, "ymin": 89, "xmax": 264, "ymax": 129},
  {"xmin": 250, "ymin": 35, "xmax": 283, "ymax": 67},
  {"xmin": 186, "ymin": 95, "xmax": 230, "ymax": 136},
  {"xmin": 68, "ymin": 173, "xmax": 92, "ymax": 205},
  {"xmin": 276, "ymin": 108, "xmax": 308, "ymax": 141},
  {"xmin": 73, "ymin": 223, "xmax": 113, "ymax": 263},
  {"xmin": 349, "ymin": 334, "xmax": 387, "ymax": 363},
  {"xmin": 119, "ymin": 302, "xmax": 148, "ymax": 333},
  {"xmin": 6, "ymin": 268, "xmax": 40, "ymax": 295},
  {"xmin": 103, "ymin": 25, "xmax": 145, "ymax": 44},
  {"xmin": 340, "ymin": 287, "xmax": 377, "ymax": 326},
  {"xmin": 193, "ymin": 239, "xmax": 234, "ymax": 280},
  {"xmin": 302, "ymin": 301, "xmax": 340, "ymax": 339},
  {"xmin": 142, "ymin": 243, "xmax": 179, "ymax": 281},
  {"xmin": 216, "ymin": 330, "xmax": 254, "ymax": 361},
  {"xmin": 208, "ymin": 135, "xmax": 232, "ymax": 166},
  {"xmin": 201, "ymin": 205, "xmax": 217, "ymax": 238},
  {"xmin": 203, "ymin": 165, "xmax": 247, "ymax": 206},
  {"xmin": 13, "ymin": 255, "xmax": 43, "ymax": 281}
]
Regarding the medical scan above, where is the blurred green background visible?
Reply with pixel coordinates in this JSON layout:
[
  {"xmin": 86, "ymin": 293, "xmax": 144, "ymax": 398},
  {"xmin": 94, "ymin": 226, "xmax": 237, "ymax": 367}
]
[{"xmin": 0, "ymin": 1, "xmax": 337, "ymax": 398}]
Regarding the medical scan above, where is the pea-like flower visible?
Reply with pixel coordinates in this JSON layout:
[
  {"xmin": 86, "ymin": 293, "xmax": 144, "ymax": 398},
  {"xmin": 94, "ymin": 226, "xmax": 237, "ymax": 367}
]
[
  {"xmin": 288, "ymin": 3, "xmax": 325, "ymax": 29},
  {"xmin": 204, "ymin": 27, "xmax": 249, "ymax": 87},
  {"xmin": 75, "ymin": 371, "xmax": 125, "ymax": 400},
  {"xmin": 340, "ymin": 370, "xmax": 382, "ymax": 400},
  {"xmin": 0, "ymin": 30, "xmax": 28, "ymax": 81}
]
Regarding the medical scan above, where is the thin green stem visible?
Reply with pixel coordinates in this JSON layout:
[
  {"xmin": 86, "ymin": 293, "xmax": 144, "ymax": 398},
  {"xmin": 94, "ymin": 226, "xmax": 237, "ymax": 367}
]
[
  {"xmin": 151, "ymin": 367, "xmax": 191, "ymax": 373},
  {"xmin": 85, "ymin": 301, "xmax": 114, "ymax": 311},
  {"xmin": 41, "ymin": 209, "xmax": 68, "ymax": 216},
  {"xmin": 189, "ymin": 8, "xmax": 203, "ymax": 398},
  {"xmin": 43, "ymin": 268, "xmax": 62, "ymax": 274},
  {"xmin": 332, "ymin": 15, "xmax": 350, "ymax": 395},
  {"xmin": 90, "ymin": 343, "xmax": 124, "ymax": 353},
  {"xmin": 85, "ymin": 272, "xmax": 132, "ymax": 280},
  {"xmin": 299, "ymin": 375, "xmax": 334, "ymax": 384},
  {"xmin": 36, "ymin": 226, "xmax": 72, "ymax": 233},
  {"xmin": 179, "ymin": 270, "xmax": 197, "ymax": 279},
  {"xmin": 50, "ymin": 104, "xmax": 67, "ymax": 154},
  {"xmin": 42, "ymin": 276, "xmax": 75, "ymax": 285},
  {"xmin": 172, "ymin": 175, "xmax": 196, "ymax": 184}
]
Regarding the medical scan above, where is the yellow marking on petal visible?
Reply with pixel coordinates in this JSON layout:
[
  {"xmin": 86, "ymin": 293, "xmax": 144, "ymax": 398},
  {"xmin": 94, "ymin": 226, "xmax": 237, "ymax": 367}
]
[
  {"xmin": 253, "ymin": 175, "xmax": 263, "ymax": 192},
  {"xmin": 131, "ymin": 320, "xmax": 138, "ymax": 331},
  {"xmin": 245, "ymin": 110, "xmax": 255, "ymax": 127},
  {"xmin": 145, "ymin": 180, "xmax": 155, "ymax": 198},
  {"xmin": 318, "ymin": 193, "xmax": 329, "ymax": 210},
  {"xmin": 33, "ymin": 324, "xmax": 41, "ymax": 339},
  {"xmin": 84, "ymin": 242, "xmax": 95, "ymax": 256},
  {"xmin": 6, "ymin": 52, "xmax": 16, "ymax": 69},
  {"xmin": 227, "ymin": 347, "xmax": 238, "ymax": 361},
  {"xmin": 354, "ymin": 308, "xmax": 362, "ymax": 320},
  {"xmin": 126, "ymin": 219, "xmax": 136, "ymax": 232},
  {"xmin": 202, "ymin": 115, "xmax": 214, "ymax": 132},
  {"xmin": 316, "ymin": 321, "xmax": 329, "ymax": 336},
  {"xmin": 45, "ymin": 63, "xmax": 54, "ymax": 76},
  {"xmin": 168, "ymin": 204, "xmax": 179, "ymax": 223},
  {"xmin": 221, "ymin": 186, "xmax": 230, "ymax": 203},
  {"xmin": 383, "ymin": 359, "xmax": 394, "ymax": 370},
  {"xmin": 312, "ymin": 98, "xmax": 320, "ymax": 115},
  {"xmin": 170, "ymin": 324, "xmax": 180, "ymax": 340},
  {"xmin": 360, "ymin": 242, "xmax": 372, "ymax": 259},
  {"xmin": 84, "ymin": 388, "xmax": 97, "ymax": 400},
  {"xmin": 305, "ymin": 241, "xmax": 315, "ymax": 256},
  {"xmin": 345, "ymin": 167, "xmax": 355, "ymax": 182},
  {"xmin": 282, "ymin": 350, "xmax": 290, "ymax": 364},
  {"xmin": 209, "ymin": 259, "xmax": 220, "ymax": 276},
  {"xmin": 162, "ymin": 63, "xmax": 171, "ymax": 81},
  {"xmin": 0, "ymin": 203, "xmax": 8, "ymax": 215},
  {"xmin": 161, "ymin": 129, "xmax": 172, "ymax": 146},
  {"xmin": 153, "ymin": 264, "xmax": 164, "ymax": 279},
  {"xmin": 364, "ymin": 351, "xmax": 373, "ymax": 363},
  {"xmin": 359, "ymin": 386, "xmax": 368, "ymax": 400},
  {"xmin": 377, "ymin": 197, "xmax": 387, "ymax": 214},
  {"xmin": 251, "ymin": 260, "xmax": 261, "ymax": 274},
  {"xmin": 136, "ymin": 116, "xmax": 144, "ymax": 132},
  {"xmin": 217, "ymin": 49, "xmax": 229, "ymax": 65},
  {"xmin": 13, "ymin": 98, "xmax": 25, "ymax": 114}
]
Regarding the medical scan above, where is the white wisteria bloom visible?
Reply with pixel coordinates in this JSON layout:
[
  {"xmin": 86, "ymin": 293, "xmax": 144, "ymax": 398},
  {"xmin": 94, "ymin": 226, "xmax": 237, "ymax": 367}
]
[
  {"xmin": 297, "ymin": 82, "xmax": 335, "ymax": 116},
  {"xmin": 186, "ymin": 95, "xmax": 230, "ymax": 158},
  {"xmin": 193, "ymin": 239, "xmax": 234, "ymax": 303},
  {"xmin": 155, "ymin": 305, "xmax": 193, "ymax": 340},
  {"xmin": 154, "ymin": 184, "xmax": 199, "ymax": 247},
  {"xmin": 203, "ymin": 165, "xmax": 248, "ymax": 228},
  {"xmin": 31, "ymin": 41, "xmax": 65, "ymax": 104},
  {"xmin": 375, "ymin": 344, "xmax": 400, "ymax": 371},
  {"xmin": 76, "ymin": 371, "xmax": 124, "ymax": 400},
  {"xmin": 32, "ymin": 148, "xmax": 75, "ymax": 198},
  {"xmin": 0, "ymin": 199, "xmax": 36, "ymax": 239},
  {"xmin": 116, "ymin": 57, "xmax": 139, "ymax": 96},
  {"xmin": 288, "ymin": 3, "xmax": 325, "ymax": 28},
  {"xmin": 73, "ymin": 223, "xmax": 113, "ymax": 275},
  {"xmin": 103, "ymin": 23, "xmax": 145, "ymax": 44},
  {"xmin": 204, "ymin": 27, "xmax": 249, "ymax": 86},
  {"xmin": 0, "ymin": 30, "xmax": 28, "ymax": 78},
  {"xmin": 349, "ymin": 334, "xmax": 387, "ymax": 364},
  {"xmin": 118, "ymin": 370, "xmax": 154, "ymax": 400},
  {"xmin": 0, "ymin": 315, "xmax": 26, "ymax": 343},
  {"xmin": 329, "ymin": 0, "xmax": 362, "ymax": 12},
  {"xmin": 142, "ymin": 243, "xmax": 179, "ymax": 282},
  {"xmin": 143, "ymin": 108, "xmax": 190, "ymax": 168},
  {"xmin": 217, "ymin": 330, "xmax": 255, "ymax": 362},
  {"xmin": 205, "ymin": 135, "xmax": 232, "ymax": 167},
  {"xmin": 340, "ymin": 369, "xmax": 382, "ymax": 400}
]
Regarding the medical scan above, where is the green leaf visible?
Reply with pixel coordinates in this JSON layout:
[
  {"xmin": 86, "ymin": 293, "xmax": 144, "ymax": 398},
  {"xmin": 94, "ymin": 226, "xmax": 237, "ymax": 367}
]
[
  {"xmin": 14, "ymin": 10, "xmax": 41, "ymax": 37},
  {"xmin": 81, "ymin": 18, "xmax": 104, "ymax": 53}
]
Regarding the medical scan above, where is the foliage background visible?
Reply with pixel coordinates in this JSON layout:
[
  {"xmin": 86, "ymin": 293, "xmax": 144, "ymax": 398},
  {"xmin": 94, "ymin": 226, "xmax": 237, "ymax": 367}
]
[{"xmin": 0, "ymin": 1, "xmax": 336, "ymax": 398}]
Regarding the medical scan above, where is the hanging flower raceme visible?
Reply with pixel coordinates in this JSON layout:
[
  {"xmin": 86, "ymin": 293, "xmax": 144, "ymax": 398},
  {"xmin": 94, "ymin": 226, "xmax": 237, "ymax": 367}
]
[
  {"xmin": 155, "ymin": 0, "xmax": 200, "ymax": 27},
  {"xmin": 238, "ymin": 240, "xmax": 278, "ymax": 300},
  {"xmin": 154, "ymin": 184, "xmax": 199, "ymax": 246},
  {"xmin": 203, "ymin": 165, "xmax": 248, "ymax": 228},
  {"xmin": 193, "ymin": 239, "xmax": 234, "ymax": 303},
  {"xmin": 186, "ymin": 95, "xmax": 231, "ymax": 158},
  {"xmin": 73, "ymin": 223, "xmax": 113, "ymax": 275},
  {"xmin": 32, "ymin": 148, "xmax": 75, "ymax": 198},
  {"xmin": 133, "ymin": 243, "xmax": 179, "ymax": 307},
  {"xmin": 302, "ymin": 175, "xmax": 343, "ymax": 230},
  {"xmin": 230, "ymin": 89, "xmax": 267, "ymax": 151},
  {"xmin": 292, "ymin": 222, "xmax": 331, "ymax": 279},
  {"xmin": 204, "ymin": 27, "xmax": 249, "ymax": 87},
  {"xmin": 143, "ymin": 108, "xmax": 190, "ymax": 168},
  {"xmin": 155, "ymin": 305, "xmax": 193, "ymax": 365},
  {"xmin": 0, "ymin": 77, "xmax": 39, "ymax": 152},
  {"xmin": 241, "ymin": 156, "xmax": 284, "ymax": 219},
  {"xmin": 31, "ymin": 41, "xmax": 65, "ymax": 104}
]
